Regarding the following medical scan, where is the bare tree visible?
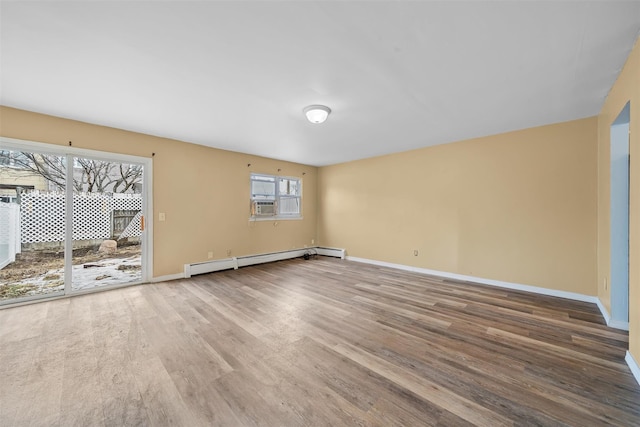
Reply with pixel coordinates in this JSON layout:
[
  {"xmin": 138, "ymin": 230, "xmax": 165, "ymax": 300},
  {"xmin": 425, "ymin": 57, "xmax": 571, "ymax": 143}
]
[
  {"xmin": 0, "ymin": 151, "xmax": 143, "ymax": 193},
  {"xmin": 112, "ymin": 162, "xmax": 144, "ymax": 193}
]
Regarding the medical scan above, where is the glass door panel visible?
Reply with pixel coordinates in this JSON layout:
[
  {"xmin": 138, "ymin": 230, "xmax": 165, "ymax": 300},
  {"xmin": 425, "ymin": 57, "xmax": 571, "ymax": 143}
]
[
  {"xmin": 71, "ymin": 156, "xmax": 144, "ymax": 291},
  {"xmin": 0, "ymin": 150, "xmax": 66, "ymax": 304}
]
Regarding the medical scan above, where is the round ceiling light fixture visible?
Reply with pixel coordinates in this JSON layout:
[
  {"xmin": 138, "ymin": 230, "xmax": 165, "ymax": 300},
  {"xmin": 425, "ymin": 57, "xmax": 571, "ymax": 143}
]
[{"xmin": 303, "ymin": 105, "xmax": 331, "ymax": 124}]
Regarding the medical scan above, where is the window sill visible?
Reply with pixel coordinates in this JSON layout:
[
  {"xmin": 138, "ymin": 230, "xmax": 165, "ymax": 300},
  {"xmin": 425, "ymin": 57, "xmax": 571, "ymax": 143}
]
[{"xmin": 249, "ymin": 216, "xmax": 303, "ymax": 222}]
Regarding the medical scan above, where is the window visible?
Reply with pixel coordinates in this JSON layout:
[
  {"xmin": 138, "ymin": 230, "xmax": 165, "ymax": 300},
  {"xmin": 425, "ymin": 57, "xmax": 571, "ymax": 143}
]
[{"xmin": 250, "ymin": 173, "xmax": 301, "ymax": 219}]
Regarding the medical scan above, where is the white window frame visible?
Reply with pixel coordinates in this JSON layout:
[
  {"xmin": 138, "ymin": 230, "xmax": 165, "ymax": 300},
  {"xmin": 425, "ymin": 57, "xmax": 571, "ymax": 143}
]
[{"xmin": 250, "ymin": 173, "xmax": 302, "ymax": 220}]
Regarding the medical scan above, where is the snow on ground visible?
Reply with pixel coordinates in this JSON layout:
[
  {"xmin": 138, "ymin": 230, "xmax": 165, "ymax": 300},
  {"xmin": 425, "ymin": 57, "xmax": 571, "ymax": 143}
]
[
  {"xmin": 72, "ymin": 255, "xmax": 142, "ymax": 290},
  {"xmin": 15, "ymin": 255, "xmax": 141, "ymax": 296}
]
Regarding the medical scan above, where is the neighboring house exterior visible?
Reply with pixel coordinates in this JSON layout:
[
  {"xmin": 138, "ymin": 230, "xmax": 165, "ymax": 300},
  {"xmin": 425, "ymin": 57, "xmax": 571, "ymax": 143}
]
[{"xmin": 0, "ymin": 150, "xmax": 49, "ymax": 202}]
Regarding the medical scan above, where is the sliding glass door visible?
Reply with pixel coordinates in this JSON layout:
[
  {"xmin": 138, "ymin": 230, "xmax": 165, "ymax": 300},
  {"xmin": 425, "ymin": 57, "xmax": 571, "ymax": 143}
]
[
  {"xmin": 0, "ymin": 149, "xmax": 67, "ymax": 303},
  {"xmin": 70, "ymin": 156, "xmax": 145, "ymax": 291},
  {"xmin": 0, "ymin": 139, "xmax": 151, "ymax": 305}
]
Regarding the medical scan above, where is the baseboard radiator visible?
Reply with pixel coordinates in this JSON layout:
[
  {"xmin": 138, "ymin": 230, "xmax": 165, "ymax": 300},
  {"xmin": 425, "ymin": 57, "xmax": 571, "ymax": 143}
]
[{"xmin": 184, "ymin": 246, "xmax": 345, "ymax": 278}]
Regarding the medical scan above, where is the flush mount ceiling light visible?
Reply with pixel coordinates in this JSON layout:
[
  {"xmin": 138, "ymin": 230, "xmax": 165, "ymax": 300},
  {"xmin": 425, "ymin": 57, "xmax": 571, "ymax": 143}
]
[{"xmin": 303, "ymin": 105, "xmax": 331, "ymax": 124}]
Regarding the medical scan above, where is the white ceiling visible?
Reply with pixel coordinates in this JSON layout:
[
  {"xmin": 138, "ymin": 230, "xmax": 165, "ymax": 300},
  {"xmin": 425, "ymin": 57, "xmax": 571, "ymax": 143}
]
[{"xmin": 1, "ymin": 1, "xmax": 639, "ymax": 166}]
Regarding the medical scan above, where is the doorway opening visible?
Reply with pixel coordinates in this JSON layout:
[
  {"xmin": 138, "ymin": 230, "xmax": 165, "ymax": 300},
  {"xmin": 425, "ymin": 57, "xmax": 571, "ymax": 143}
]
[{"xmin": 610, "ymin": 101, "xmax": 630, "ymax": 328}]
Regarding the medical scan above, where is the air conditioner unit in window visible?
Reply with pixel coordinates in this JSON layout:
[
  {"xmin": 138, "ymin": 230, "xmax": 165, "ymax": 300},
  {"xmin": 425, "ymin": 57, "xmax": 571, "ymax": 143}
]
[{"xmin": 252, "ymin": 200, "xmax": 276, "ymax": 216}]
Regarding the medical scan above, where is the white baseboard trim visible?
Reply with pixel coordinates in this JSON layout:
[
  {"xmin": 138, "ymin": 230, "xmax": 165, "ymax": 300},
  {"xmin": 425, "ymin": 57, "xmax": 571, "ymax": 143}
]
[
  {"xmin": 316, "ymin": 246, "xmax": 346, "ymax": 259},
  {"xmin": 594, "ymin": 298, "xmax": 630, "ymax": 331},
  {"xmin": 595, "ymin": 298, "xmax": 611, "ymax": 324},
  {"xmin": 346, "ymin": 256, "xmax": 599, "ymax": 304},
  {"xmin": 183, "ymin": 247, "xmax": 343, "ymax": 278},
  {"xmin": 608, "ymin": 320, "xmax": 630, "ymax": 331},
  {"xmin": 151, "ymin": 273, "xmax": 185, "ymax": 283},
  {"xmin": 184, "ymin": 257, "xmax": 238, "ymax": 278},
  {"xmin": 236, "ymin": 248, "xmax": 309, "ymax": 268},
  {"xmin": 626, "ymin": 351, "xmax": 640, "ymax": 386}
]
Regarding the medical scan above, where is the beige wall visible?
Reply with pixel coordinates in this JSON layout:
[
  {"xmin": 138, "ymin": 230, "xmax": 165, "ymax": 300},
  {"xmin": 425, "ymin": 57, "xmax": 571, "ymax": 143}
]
[
  {"xmin": 597, "ymin": 37, "xmax": 640, "ymax": 360},
  {"xmin": 0, "ymin": 106, "xmax": 318, "ymax": 278},
  {"xmin": 318, "ymin": 117, "xmax": 598, "ymax": 295}
]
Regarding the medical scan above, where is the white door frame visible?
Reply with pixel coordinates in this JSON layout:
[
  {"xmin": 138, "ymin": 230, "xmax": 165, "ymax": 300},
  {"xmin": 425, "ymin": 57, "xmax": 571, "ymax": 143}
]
[
  {"xmin": 609, "ymin": 102, "xmax": 630, "ymax": 329},
  {"xmin": 0, "ymin": 136, "xmax": 153, "ymax": 300}
]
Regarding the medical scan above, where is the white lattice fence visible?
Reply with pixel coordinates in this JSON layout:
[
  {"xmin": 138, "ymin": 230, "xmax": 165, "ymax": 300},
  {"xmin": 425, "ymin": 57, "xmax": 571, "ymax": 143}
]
[
  {"xmin": 21, "ymin": 192, "xmax": 65, "ymax": 243},
  {"xmin": 113, "ymin": 193, "xmax": 143, "ymax": 238},
  {"xmin": 72, "ymin": 193, "xmax": 110, "ymax": 240},
  {"xmin": 112, "ymin": 193, "xmax": 143, "ymax": 211},
  {"xmin": 20, "ymin": 192, "xmax": 142, "ymax": 243},
  {"xmin": 120, "ymin": 211, "xmax": 143, "ymax": 238}
]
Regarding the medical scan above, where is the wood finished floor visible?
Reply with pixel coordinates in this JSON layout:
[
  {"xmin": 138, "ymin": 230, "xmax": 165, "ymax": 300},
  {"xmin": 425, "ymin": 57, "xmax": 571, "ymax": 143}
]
[{"xmin": 0, "ymin": 257, "xmax": 638, "ymax": 426}]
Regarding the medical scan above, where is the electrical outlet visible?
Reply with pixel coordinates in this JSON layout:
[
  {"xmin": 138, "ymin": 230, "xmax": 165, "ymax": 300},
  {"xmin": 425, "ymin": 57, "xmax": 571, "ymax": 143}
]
[
  {"xmin": 413, "ymin": 250, "xmax": 419, "ymax": 256},
  {"xmin": 604, "ymin": 277, "xmax": 608, "ymax": 290},
  {"xmin": 226, "ymin": 249, "xmax": 231, "ymax": 257},
  {"xmin": 311, "ymin": 239, "xmax": 315, "ymax": 245},
  {"xmin": 207, "ymin": 251, "xmax": 213, "ymax": 259},
  {"xmin": 159, "ymin": 212, "xmax": 166, "ymax": 221}
]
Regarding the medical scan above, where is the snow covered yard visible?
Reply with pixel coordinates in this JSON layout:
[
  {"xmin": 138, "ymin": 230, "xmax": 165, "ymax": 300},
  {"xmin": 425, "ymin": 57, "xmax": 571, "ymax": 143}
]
[{"xmin": 0, "ymin": 244, "xmax": 141, "ymax": 300}]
